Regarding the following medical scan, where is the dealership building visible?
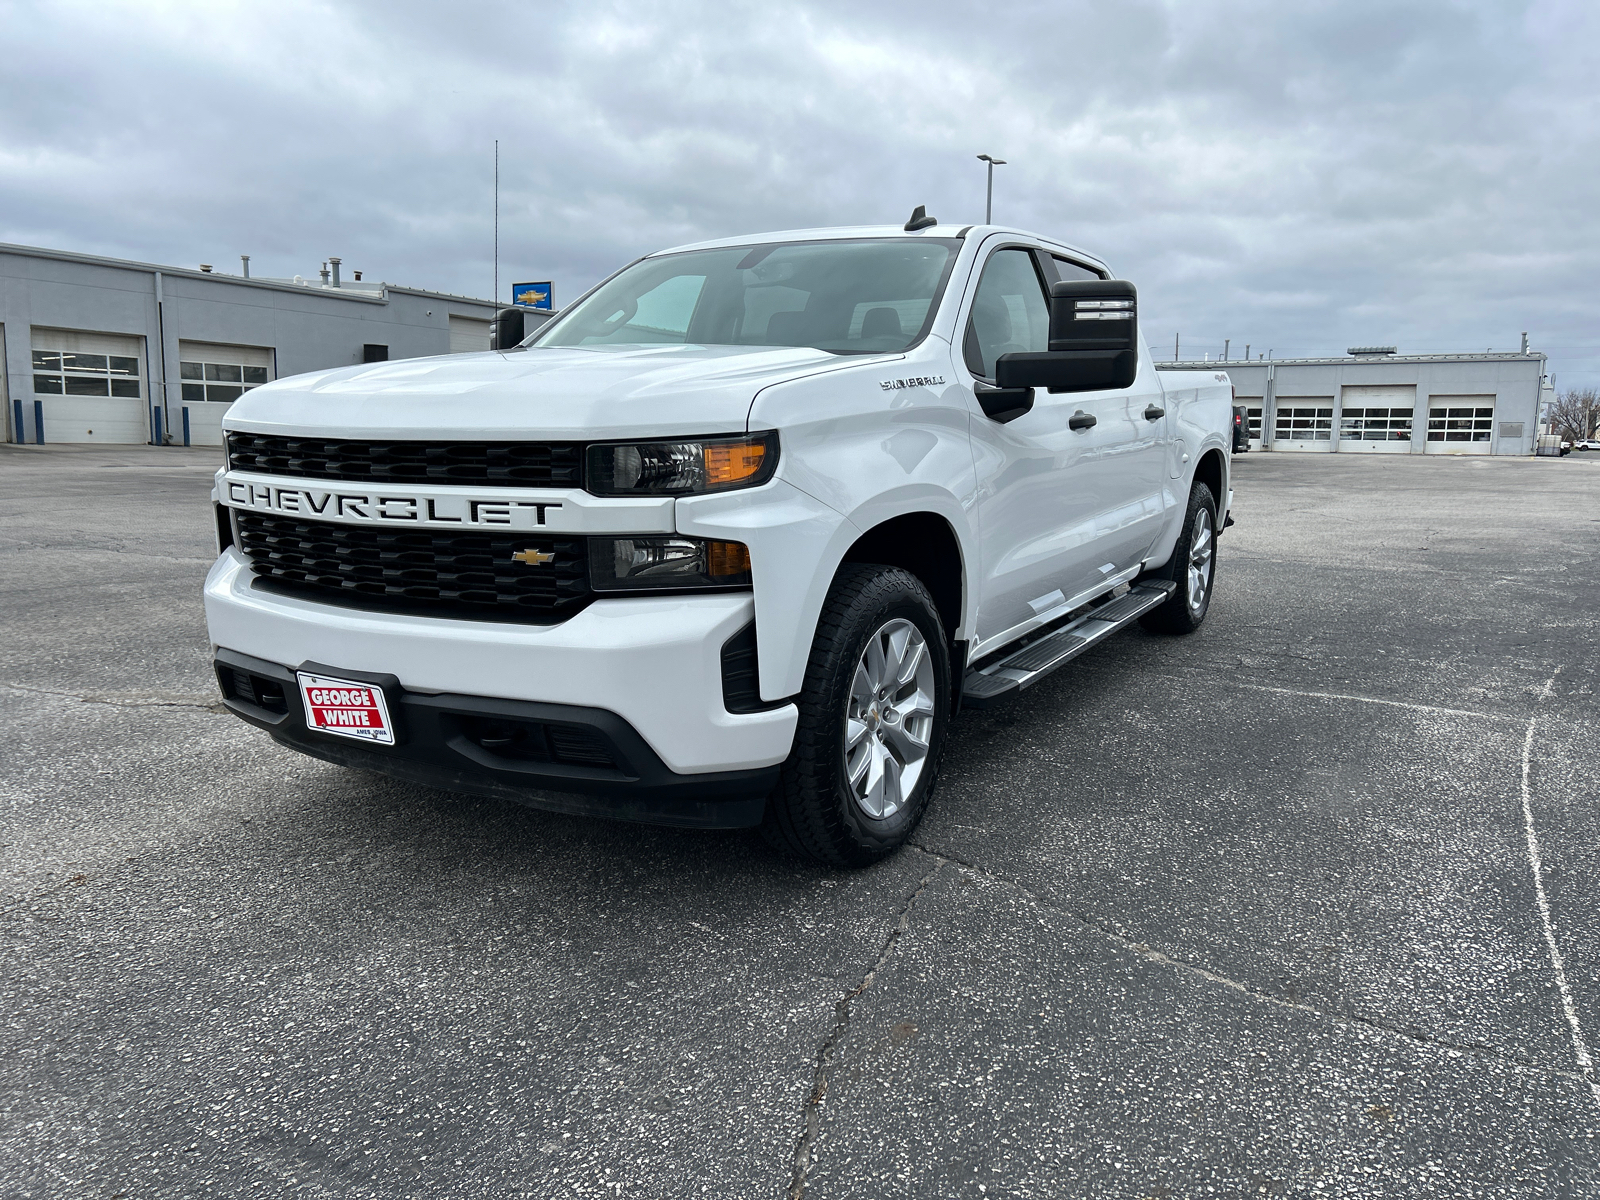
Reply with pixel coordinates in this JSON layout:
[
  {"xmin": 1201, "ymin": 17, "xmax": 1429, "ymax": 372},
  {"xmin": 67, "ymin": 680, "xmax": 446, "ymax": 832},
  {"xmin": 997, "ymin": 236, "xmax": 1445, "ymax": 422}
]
[
  {"xmin": 1162, "ymin": 346, "xmax": 1552, "ymax": 455},
  {"xmin": 1, "ymin": 242, "xmax": 509, "ymax": 447},
  {"xmin": 3, "ymin": 240, "xmax": 1554, "ymax": 457}
]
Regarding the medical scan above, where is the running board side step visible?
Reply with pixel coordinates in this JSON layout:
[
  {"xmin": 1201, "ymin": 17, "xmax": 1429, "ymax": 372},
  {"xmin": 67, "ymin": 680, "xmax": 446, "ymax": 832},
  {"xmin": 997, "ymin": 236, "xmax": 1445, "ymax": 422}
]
[{"xmin": 961, "ymin": 581, "xmax": 1177, "ymax": 708}]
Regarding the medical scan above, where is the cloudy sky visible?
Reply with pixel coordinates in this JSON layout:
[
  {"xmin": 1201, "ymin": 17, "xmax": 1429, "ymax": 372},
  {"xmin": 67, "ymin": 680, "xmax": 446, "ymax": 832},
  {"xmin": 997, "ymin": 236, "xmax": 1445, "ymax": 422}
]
[{"xmin": 3, "ymin": 0, "xmax": 1595, "ymax": 381}]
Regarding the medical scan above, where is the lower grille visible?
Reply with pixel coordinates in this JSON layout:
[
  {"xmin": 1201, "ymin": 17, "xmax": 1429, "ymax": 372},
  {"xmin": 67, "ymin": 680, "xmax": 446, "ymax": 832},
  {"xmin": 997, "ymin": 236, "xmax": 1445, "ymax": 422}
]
[
  {"xmin": 235, "ymin": 512, "xmax": 590, "ymax": 623},
  {"xmin": 455, "ymin": 714, "xmax": 618, "ymax": 770}
]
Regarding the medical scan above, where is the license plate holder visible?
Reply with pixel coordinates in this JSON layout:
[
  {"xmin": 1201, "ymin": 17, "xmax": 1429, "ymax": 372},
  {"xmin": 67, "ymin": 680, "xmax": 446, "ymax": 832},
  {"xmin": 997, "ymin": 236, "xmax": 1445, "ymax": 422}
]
[{"xmin": 297, "ymin": 670, "xmax": 397, "ymax": 746}]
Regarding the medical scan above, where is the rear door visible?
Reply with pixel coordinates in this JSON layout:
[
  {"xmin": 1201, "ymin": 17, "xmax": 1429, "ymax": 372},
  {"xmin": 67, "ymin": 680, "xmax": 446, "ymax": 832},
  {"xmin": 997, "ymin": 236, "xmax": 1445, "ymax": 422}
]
[{"xmin": 960, "ymin": 243, "xmax": 1166, "ymax": 647}]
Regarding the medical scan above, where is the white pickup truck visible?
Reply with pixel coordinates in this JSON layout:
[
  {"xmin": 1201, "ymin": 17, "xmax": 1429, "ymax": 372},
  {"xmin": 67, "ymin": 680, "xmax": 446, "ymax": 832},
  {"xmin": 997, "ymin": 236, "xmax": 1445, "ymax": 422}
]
[{"xmin": 204, "ymin": 211, "xmax": 1233, "ymax": 865}]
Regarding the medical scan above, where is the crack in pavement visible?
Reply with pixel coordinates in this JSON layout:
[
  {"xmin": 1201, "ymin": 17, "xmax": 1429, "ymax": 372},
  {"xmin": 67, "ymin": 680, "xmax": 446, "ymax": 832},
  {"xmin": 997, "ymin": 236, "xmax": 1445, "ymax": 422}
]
[
  {"xmin": 905, "ymin": 842, "xmax": 1596, "ymax": 1091},
  {"xmin": 1, "ymin": 681, "xmax": 225, "ymax": 714},
  {"xmin": 787, "ymin": 858, "xmax": 945, "ymax": 1199}
]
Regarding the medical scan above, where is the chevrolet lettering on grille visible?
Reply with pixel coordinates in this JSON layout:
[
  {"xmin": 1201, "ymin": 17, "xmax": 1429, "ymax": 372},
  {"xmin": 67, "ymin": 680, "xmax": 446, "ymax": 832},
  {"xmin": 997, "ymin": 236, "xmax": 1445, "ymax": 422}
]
[{"xmin": 224, "ymin": 479, "xmax": 562, "ymax": 529}]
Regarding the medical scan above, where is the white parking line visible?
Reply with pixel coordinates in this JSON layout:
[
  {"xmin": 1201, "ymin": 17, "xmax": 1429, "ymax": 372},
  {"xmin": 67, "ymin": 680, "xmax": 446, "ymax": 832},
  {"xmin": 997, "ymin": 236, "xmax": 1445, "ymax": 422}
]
[{"xmin": 1518, "ymin": 670, "xmax": 1600, "ymax": 1107}]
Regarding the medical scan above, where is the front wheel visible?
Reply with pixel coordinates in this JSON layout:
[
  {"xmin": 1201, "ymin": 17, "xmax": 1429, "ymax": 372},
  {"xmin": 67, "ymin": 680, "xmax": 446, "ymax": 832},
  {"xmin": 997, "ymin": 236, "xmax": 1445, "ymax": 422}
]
[
  {"xmin": 763, "ymin": 565, "xmax": 950, "ymax": 867},
  {"xmin": 1138, "ymin": 481, "xmax": 1217, "ymax": 635}
]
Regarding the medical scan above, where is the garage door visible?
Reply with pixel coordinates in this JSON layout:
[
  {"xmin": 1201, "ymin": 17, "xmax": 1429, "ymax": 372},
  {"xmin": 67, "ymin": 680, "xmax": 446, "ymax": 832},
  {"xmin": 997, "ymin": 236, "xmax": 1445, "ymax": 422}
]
[
  {"xmin": 449, "ymin": 316, "xmax": 491, "ymax": 353},
  {"xmin": 1272, "ymin": 399, "xmax": 1334, "ymax": 451},
  {"xmin": 31, "ymin": 328, "xmax": 147, "ymax": 444},
  {"xmin": 1338, "ymin": 385, "xmax": 1416, "ymax": 454},
  {"xmin": 178, "ymin": 341, "xmax": 273, "ymax": 447},
  {"xmin": 1426, "ymin": 396, "xmax": 1495, "ymax": 455},
  {"xmin": 1238, "ymin": 397, "xmax": 1263, "ymax": 450}
]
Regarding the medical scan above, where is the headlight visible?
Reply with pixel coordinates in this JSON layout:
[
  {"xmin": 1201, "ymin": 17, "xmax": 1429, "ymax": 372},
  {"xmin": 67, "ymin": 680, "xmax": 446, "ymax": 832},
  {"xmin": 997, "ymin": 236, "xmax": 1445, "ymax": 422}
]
[
  {"xmin": 586, "ymin": 432, "xmax": 777, "ymax": 496},
  {"xmin": 589, "ymin": 537, "xmax": 752, "ymax": 591}
]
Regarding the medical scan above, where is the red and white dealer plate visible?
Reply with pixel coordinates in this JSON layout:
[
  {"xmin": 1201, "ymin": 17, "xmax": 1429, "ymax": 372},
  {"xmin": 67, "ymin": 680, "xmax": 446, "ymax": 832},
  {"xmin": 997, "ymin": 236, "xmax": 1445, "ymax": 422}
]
[{"xmin": 296, "ymin": 671, "xmax": 396, "ymax": 745}]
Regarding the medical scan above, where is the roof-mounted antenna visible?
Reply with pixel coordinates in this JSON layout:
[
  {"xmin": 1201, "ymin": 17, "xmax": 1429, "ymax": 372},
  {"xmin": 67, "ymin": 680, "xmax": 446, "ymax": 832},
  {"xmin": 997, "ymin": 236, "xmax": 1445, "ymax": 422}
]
[{"xmin": 904, "ymin": 205, "xmax": 938, "ymax": 232}]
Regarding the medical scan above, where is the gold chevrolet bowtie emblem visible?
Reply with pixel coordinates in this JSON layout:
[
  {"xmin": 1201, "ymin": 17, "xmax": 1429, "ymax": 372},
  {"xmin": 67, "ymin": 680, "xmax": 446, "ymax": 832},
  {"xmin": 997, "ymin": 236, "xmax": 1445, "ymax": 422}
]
[{"xmin": 511, "ymin": 548, "xmax": 554, "ymax": 566}]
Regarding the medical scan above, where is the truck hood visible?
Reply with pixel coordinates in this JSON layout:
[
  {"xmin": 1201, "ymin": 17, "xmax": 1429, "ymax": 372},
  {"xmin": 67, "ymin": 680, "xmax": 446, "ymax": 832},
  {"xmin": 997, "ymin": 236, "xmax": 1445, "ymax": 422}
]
[{"xmin": 222, "ymin": 344, "xmax": 894, "ymax": 440}]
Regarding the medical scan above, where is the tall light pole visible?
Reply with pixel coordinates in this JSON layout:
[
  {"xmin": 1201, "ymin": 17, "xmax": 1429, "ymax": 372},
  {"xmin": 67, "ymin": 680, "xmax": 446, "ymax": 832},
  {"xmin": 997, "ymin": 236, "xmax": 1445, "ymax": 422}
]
[{"xmin": 976, "ymin": 154, "xmax": 1006, "ymax": 224}]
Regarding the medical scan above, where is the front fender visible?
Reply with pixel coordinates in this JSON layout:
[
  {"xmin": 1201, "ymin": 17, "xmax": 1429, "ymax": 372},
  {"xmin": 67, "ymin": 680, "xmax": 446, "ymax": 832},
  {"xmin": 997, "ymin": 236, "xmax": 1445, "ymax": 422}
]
[
  {"xmin": 675, "ymin": 479, "xmax": 861, "ymax": 701},
  {"xmin": 677, "ymin": 480, "xmax": 981, "ymax": 701}
]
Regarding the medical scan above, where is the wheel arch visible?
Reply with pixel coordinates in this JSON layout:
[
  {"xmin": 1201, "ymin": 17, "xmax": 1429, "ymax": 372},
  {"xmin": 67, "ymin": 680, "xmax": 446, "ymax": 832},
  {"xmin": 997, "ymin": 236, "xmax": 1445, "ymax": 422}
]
[
  {"xmin": 838, "ymin": 510, "xmax": 966, "ymax": 645},
  {"xmin": 1194, "ymin": 446, "xmax": 1227, "ymax": 512}
]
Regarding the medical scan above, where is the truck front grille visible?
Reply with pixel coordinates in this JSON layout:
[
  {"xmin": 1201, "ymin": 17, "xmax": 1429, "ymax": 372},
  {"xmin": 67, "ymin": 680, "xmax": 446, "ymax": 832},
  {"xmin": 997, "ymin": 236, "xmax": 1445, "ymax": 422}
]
[
  {"xmin": 225, "ymin": 432, "xmax": 583, "ymax": 488},
  {"xmin": 234, "ymin": 512, "xmax": 590, "ymax": 623}
]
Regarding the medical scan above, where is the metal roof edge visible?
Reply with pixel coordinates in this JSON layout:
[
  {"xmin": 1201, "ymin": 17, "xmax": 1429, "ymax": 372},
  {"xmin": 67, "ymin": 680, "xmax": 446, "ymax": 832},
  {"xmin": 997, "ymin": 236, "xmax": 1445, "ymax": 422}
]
[
  {"xmin": 0, "ymin": 241, "xmax": 398, "ymax": 305},
  {"xmin": 381, "ymin": 284, "xmax": 498, "ymax": 307},
  {"xmin": 1158, "ymin": 353, "xmax": 1546, "ymax": 368}
]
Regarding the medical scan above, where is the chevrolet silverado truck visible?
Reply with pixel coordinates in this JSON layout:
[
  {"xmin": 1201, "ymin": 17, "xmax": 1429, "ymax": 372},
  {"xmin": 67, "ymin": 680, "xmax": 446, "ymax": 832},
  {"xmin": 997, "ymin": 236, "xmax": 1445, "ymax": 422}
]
[{"xmin": 205, "ymin": 210, "xmax": 1234, "ymax": 866}]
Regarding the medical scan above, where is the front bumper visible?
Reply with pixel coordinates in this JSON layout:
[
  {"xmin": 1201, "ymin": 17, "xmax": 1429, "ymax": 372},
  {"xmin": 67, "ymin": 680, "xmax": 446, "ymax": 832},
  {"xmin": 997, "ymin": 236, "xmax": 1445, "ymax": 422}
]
[
  {"xmin": 204, "ymin": 548, "xmax": 798, "ymax": 786},
  {"xmin": 216, "ymin": 649, "xmax": 776, "ymax": 828}
]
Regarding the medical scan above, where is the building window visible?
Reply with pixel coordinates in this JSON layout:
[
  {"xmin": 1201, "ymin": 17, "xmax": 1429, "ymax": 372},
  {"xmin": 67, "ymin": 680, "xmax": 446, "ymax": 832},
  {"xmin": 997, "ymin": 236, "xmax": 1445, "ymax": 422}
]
[
  {"xmin": 1339, "ymin": 408, "xmax": 1412, "ymax": 441},
  {"xmin": 1246, "ymin": 407, "xmax": 1262, "ymax": 440},
  {"xmin": 33, "ymin": 350, "xmax": 141, "ymax": 399},
  {"xmin": 1427, "ymin": 406, "xmax": 1494, "ymax": 443},
  {"xmin": 180, "ymin": 358, "xmax": 269, "ymax": 403},
  {"xmin": 1274, "ymin": 405, "xmax": 1333, "ymax": 441}
]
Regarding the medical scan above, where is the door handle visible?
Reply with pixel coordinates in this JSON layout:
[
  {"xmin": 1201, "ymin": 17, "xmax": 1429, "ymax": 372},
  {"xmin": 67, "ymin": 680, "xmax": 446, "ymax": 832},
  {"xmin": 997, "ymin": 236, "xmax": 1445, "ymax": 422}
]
[
  {"xmin": 1144, "ymin": 404, "xmax": 1165, "ymax": 421},
  {"xmin": 1068, "ymin": 410, "xmax": 1097, "ymax": 431}
]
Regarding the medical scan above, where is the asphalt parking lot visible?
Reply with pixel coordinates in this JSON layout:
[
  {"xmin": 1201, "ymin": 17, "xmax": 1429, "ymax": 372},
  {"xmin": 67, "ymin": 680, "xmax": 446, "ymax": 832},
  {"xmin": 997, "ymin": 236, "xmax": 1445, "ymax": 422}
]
[{"xmin": 4, "ymin": 444, "xmax": 1600, "ymax": 1199}]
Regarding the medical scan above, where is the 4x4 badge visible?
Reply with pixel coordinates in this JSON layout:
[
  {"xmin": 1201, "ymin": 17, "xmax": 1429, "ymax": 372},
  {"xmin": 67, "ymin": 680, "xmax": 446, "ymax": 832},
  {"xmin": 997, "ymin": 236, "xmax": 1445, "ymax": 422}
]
[{"xmin": 511, "ymin": 548, "xmax": 554, "ymax": 565}]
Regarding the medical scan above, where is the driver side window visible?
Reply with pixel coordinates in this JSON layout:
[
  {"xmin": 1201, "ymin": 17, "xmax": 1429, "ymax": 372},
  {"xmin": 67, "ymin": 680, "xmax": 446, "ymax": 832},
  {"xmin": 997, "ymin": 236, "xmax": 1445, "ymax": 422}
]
[{"xmin": 963, "ymin": 249, "xmax": 1050, "ymax": 379}]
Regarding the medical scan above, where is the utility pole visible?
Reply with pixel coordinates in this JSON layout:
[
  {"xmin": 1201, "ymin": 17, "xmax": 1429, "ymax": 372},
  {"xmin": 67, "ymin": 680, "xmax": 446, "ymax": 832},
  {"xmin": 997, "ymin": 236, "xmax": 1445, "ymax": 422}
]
[
  {"xmin": 1224, "ymin": 339, "xmax": 1230, "ymax": 361},
  {"xmin": 1174, "ymin": 332, "xmax": 1180, "ymax": 361},
  {"xmin": 976, "ymin": 154, "xmax": 1006, "ymax": 223}
]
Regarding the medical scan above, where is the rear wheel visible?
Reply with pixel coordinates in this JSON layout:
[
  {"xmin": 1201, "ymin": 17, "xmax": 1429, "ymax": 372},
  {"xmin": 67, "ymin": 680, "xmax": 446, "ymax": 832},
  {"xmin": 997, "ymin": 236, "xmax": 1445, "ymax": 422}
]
[
  {"xmin": 764, "ymin": 565, "xmax": 950, "ymax": 866},
  {"xmin": 1139, "ymin": 481, "xmax": 1217, "ymax": 635}
]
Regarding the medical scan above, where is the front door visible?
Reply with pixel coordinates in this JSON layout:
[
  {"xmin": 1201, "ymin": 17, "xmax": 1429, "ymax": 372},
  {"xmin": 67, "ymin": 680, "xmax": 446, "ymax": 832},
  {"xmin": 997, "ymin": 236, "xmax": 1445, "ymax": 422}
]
[{"xmin": 961, "ymin": 244, "xmax": 1167, "ymax": 648}]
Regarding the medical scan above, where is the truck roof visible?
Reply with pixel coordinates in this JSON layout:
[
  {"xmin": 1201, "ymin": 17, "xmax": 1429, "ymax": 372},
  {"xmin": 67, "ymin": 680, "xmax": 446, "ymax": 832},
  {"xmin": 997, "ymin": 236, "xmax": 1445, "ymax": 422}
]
[{"xmin": 651, "ymin": 224, "xmax": 1113, "ymax": 277}]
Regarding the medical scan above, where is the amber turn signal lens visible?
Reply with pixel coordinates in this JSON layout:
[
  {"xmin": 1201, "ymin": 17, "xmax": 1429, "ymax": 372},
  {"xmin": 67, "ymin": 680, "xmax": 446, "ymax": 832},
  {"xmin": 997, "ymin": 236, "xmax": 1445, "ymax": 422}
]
[
  {"xmin": 704, "ymin": 441, "xmax": 767, "ymax": 487},
  {"xmin": 707, "ymin": 540, "xmax": 752, "ymax": 579}
]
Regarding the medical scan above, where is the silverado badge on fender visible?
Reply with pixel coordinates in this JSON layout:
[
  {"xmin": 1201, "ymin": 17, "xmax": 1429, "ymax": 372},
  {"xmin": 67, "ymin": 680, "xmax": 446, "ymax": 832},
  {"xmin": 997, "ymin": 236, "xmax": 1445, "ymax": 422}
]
[{"xmin": 511, "ymin": 548, "xmax": 555, "ymax": 566}]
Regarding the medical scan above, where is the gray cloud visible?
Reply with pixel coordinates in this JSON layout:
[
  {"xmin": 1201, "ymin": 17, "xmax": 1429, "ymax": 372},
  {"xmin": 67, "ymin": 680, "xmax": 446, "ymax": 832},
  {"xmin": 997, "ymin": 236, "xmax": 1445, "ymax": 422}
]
[{"xmin": 2, "ymin": 0, "xmax": 1594, "ymax": 379}]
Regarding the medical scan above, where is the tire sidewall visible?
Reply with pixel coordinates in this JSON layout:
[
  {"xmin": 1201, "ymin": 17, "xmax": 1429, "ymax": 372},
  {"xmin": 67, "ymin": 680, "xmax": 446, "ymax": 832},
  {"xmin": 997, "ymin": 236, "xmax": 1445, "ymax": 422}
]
[
  {"xmin": 1184, "ymin": 488, "xmax": 1217, "ymax": 622},
  {"xmin": 823, "ymin": 587, "xmax": 950, "ymax": 856}
]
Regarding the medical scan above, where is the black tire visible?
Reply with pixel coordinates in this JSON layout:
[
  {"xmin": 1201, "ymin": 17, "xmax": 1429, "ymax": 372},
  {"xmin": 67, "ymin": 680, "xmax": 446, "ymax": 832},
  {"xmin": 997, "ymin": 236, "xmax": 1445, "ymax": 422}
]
[
  {"xmin": 763, "ymin": 565, "xmax": 950, "ymax": 867},
  {"xmin": 1138, "ymin": 481, "xmax": 1217, "ymax": 635}
]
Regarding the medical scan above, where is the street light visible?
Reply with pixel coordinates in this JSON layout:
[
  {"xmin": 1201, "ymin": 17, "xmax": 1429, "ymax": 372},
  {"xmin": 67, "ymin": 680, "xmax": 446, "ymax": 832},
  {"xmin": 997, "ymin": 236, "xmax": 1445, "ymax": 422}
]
[{"xmin": 976, "ymin": 154, "xmax": 1007, "ymax": 224}]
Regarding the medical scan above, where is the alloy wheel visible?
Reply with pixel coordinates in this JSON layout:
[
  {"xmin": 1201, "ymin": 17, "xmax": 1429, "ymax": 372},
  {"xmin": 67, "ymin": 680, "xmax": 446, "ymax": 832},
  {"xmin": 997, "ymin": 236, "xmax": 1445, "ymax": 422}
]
[
  {"xmin": 844, "ymin": 618, "xmax": 937, "ymax": 820},
  {"xmin": 1187, "ymin": 507, "xmax": 1214, "ymax": 612}
]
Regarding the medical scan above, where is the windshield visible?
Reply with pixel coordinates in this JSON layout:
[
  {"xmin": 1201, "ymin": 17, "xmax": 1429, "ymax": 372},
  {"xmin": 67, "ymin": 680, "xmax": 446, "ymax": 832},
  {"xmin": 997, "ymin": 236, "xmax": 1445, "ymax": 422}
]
[{"xmin": 532, "ymin": 238, "xmax": 961, "ymax": 355}]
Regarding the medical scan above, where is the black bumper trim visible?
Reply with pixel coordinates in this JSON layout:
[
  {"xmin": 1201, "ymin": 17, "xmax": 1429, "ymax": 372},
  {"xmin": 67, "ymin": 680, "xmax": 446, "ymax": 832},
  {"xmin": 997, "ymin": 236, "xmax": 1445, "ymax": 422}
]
[{"xmin": 214, "ymin": 648, "xmax": 776, "ymax": 829}]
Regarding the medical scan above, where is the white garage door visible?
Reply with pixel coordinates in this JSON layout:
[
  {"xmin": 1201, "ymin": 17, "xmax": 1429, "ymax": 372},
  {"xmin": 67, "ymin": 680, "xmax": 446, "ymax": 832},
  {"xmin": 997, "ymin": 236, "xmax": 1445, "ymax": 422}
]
[
  {"xmin": 1272, "ymin": 399, "xmax": 1334, "ymax": 451},
  {"xmin": 1338, "ymin": 385, "xmax": 1416, "ymax": 454},
  {"xmin": 178, "ymin": 341, "xmax": 274, "ymax": 446},
  {"xmin": 1426, "ymin": 396, "xmax": 1495, "ymax": 454},
  {"xmin": 31, "ymin": 328, "xmax": 147, "ymax": 444},
  {"xmin": 1237, "ymin": 397, "xmax": 1263, "ymax": 449},
  {"xmin": 449, "ymin": 315, "xmax": 491, "ymax": 353}
]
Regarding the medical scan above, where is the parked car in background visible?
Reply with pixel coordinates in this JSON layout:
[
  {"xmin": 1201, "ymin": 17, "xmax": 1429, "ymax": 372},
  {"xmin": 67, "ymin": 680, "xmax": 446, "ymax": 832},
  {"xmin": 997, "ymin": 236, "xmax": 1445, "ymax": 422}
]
[
  {"xmin": 1232, "ymin": 405, "xmax": 1249, "ymax": 453},
  {"xmin": 1575, "ymin": 439, "xmax": 1600, "ymax": 451}
]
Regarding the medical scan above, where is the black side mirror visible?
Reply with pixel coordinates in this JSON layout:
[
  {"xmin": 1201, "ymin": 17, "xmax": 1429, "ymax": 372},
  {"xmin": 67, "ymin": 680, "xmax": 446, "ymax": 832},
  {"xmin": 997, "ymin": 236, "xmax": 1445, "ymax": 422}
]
[
  {"xmin": 994, "ymin": 279, "xmax": 1138, "ymax": 393},
  {"xmin": 491, "ymin": 307, "xmax": 525, "ymax": 351}
]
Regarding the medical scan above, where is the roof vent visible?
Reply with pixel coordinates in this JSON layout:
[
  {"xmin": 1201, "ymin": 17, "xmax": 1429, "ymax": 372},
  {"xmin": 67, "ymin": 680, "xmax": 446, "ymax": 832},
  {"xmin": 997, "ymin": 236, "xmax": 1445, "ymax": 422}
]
[
  {"xmin": 199, "ymin": 264, "xmax": 212, "ymax": 273},
  {"xmin": 1348, "ymin": 346, "xmax": 1397, "ymax": 356},
  {"xmin": 904, "ymin": 205, "xmax": 938, "ymax": 232}
]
